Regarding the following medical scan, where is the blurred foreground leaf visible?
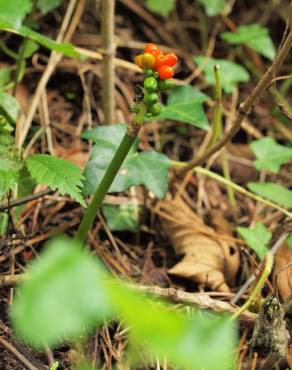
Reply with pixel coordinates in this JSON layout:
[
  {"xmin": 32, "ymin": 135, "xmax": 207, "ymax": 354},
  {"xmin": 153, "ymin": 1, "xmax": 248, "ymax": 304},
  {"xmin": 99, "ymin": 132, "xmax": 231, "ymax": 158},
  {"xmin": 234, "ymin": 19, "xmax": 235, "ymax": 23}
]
[{"xmin": 0, "ymin": 0, "xmax": 32, "ymax": 29}]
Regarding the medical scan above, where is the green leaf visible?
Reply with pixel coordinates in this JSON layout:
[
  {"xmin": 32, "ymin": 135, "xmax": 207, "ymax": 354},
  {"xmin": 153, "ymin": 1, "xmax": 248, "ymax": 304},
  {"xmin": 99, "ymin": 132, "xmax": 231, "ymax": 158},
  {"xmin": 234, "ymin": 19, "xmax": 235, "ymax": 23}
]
[
  {"xmin": 103, "ymin": 204, "xmax": 140, "ymax": 232},
  {"xmin": 111, "ymin": 284, "xmax": 236, "ymax": 370},
  {"xmin": 287, "ymin": 233, "xmax": 292, "ymax": 250},
  {"xmin": 0, "ymin": 92, "xmax": 20, "ymax": 124},
  {"xmin": 145, "ymin": 0, "xmax": 175, "ymax": 17},
  {"xmin": 0, "ymin": 0, "xmax": 32, "ymax": 29},
  {"xmin": 26, "ymin": 154, "xmax": 86, "ymax": 206},
  {"xmin": 83, "ymin": 124, "xmax": 171, "ymax": 199},
  {"xmin": 237, "ymin": 222, "xmax": 271, "ymax": 260},
  {"xmin": 23, "ymin": 39, "xmax": 39, "ymax": 59},
  {"xmin": 11, "ymin": 236, "xmax": 112, "ymax": 347},
  {"xmin": 159, "ymin": 85, "xmax": 209, "ymax": 129},
  {"xmin": 193, "ymin": 56, "xmax": 249, "ymax": 93},
  {"xmin": 250, "ymin": 137, "xmax": 292, "ymax": 173},
  {"xmin": 0, "ymin": 22, "xmax": 80, "ymax": 58},
  {"xmin": 221, "ymin": 24, "xmax": 276, "ymax": 60},
  {"xmin": 247, "ymin": 182, "xmax": 292, "ymax": 208},
  {"xmin": 37, "ymin": 0, "xmax": 64, "ymax": 13},
  {"xmin": 0, "ymin": 212, "xmax": 8, "ymax": 236},
  {"xmin": 0, "ymin": 67, "xmax": 11, "ymax": 88},
  {"xmin": 197, "ymin": 0, "xmax": 227, "ymax": 16}
]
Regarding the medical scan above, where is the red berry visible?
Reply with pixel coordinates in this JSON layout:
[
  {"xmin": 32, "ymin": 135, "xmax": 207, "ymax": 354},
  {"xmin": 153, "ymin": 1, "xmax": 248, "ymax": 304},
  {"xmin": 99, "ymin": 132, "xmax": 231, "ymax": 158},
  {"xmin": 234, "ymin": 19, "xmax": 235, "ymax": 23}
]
[
  {"xmin": 145, "ymin": 43, "xmax": 159, "ymax": 54},
  {"xmin": 164, "ymin": 52, "xmax": 178, "ymax": 67},
  {"xmin": 158, "ymin": 65, "xmax": 174, "ymax": 80},
  {"xmin": 155, "ymin": 54, "xmax": 166, "ymax": 69}
]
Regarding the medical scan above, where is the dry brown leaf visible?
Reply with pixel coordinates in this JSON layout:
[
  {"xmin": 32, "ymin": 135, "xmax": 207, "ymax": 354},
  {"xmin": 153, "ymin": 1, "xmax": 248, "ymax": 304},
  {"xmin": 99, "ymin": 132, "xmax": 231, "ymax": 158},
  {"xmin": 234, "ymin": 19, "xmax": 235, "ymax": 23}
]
[
  {"xmin": 274, "ymin": 242, "xmax": 292, "ymax": 300},
  {"xmin": 157, "ymin": 198, "xmax": 240, "ymax": 292}
]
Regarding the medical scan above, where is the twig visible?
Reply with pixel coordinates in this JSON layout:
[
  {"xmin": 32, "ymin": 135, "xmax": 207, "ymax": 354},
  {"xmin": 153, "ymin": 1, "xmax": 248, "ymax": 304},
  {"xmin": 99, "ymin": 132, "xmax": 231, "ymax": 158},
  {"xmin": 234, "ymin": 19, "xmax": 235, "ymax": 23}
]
[
  {"xmin": 231, "ymin": 252, "xmax": 274, "ymax": 320},
  {"xmin": 100, "ymin": 0, "xmax": 116, "ymax": 124},
  {"xmin": 0, "ymin": 189, "xmax": 52, "ymax": 212},
  {"xmin": 177, "ymin": 29, "xmax": 292, "ymax": 174},
  {"xmin": 133, "ymin": 285, "xmax": 256, "ymax": 327},
  {"xmin": 0, "ymin": 274, "xmax": 26, "ymax": 287}
]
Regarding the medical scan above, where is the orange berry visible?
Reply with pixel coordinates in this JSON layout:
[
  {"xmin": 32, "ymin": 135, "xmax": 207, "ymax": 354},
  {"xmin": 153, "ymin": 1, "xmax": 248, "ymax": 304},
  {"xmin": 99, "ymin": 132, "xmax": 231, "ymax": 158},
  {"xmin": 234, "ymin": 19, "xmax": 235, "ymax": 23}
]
[
  {"xmin": 158, "ymin": 65, "xmax": 174, "ymax": 80},
  {"xmin": 164, "ymin": 52, "xmax": 178, "ymax": 67},
  {"xmin": 142, "ymin": 53, "xmax": 156, "ymax": 68},
  {"xmin": 144, "ymin": 43, "xmax": 158, "ymax": 54},
  {"xmin": 155, "ymin": 54, "xmax": 166, "ymax": 69},
  {"xmin": 134, "ymin": 54, "xmax": 144, "ymax": 69}
]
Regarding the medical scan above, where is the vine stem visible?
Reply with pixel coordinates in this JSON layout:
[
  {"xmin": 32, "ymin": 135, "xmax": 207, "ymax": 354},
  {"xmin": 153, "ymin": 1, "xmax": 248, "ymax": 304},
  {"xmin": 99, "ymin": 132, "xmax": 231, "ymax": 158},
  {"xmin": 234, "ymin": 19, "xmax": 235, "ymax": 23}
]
[
  {"xmin": 177, "ymin": 29, "xmax": 292, "ymax": 174},
  {"xmin": 230, "ymin": 252, "xmax": 274, "ymax": 320},
  {"xmin": 75, "ymin": 102, "xmax": 147, "ymax": 243}
]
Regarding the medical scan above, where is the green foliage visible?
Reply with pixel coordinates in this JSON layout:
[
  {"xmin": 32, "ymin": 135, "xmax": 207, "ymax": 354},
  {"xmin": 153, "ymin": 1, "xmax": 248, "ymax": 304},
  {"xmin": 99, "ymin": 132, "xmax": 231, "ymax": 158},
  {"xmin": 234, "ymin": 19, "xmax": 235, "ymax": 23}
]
[
  {"xmin": 0, "ymin": 92, "xmax": 20, "ymax": 124},
  {"xmin": 194, "ymin": 56, "xmax": 249, "ymax": 93},
  {"xmin": 83, "ymin": 124, "xmax": 171, "ymax": 198},
  {"xmin": 23, "ymin": 39, "xmax": 39, "ymax": 58},
  {"xmin": 250, "ymin": 137, "xmax": 292, "ymax": 173},
  {"xmin": 11, "ymin": 237, "xmax": 112, "ymax": 347},
  {"xmin": 159, "ymin": 85, "xmax": 209, "ymax": 129},
  {"xmin": 0, "ymin": 67, "xmax": 11, "ymax": 88},
  {"xmin": 247, "ymin": 182, "xmax": 292, "ymax": 208},
  {"xmin": 49, "ymin": 361, "xmax": 59, "ymax": 370},
  {"xmin": 11, "ymin": 236, "xmax": 236, "ymax": 369},
  {"xmin": 145, "ymin": 0, "xmax": 175, "ymax": 17},
  {"xmin": 0, "ymin": 212, "xmax": 8, "ymax": 236},
  {"xmin": 221, "ymin": 24, "xmax": 276, "ymax": 60},
  {"xmin": 26, "ymin": 154, "xmax": 86, "ymax": 206},
  {"xmin": 0, "ymin": 127, "xmax": 22, "ymax": 197},
  {"xmin": 0, "ymin": 0, "xmax": 32, "ymax": 28},
  {"xmin": 0, "ymin": 23, "xmax": 80, "ymax": 58},
  {"xmin": 287, "ymin": 233, "xmax": 292, "ymax": 250},
  {"xmin": 37, "ymin": 0, "xmax": 64, "ymax": 13},
  {"xmin": 197, "ymin": 0, "xmax": 227, "ymax": 16},
  {"xmin": 103, "ymin": 204, "xmax": 140, "ymax": 232},
  {"xmin": 237, "ymin": 222, "xmax": 271, "ymax": 260}
]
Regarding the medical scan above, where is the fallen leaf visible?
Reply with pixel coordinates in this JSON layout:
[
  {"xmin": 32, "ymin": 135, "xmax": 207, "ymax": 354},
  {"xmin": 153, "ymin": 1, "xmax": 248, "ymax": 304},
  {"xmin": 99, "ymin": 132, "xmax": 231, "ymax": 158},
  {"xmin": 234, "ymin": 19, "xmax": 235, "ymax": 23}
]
[
  {"xmin": 157, "ymin": 198, "xmax": 240, "ymax": 292},
  {"xmin": 274, "ymin": 242, "xmax": 292, "ymax": 300}
]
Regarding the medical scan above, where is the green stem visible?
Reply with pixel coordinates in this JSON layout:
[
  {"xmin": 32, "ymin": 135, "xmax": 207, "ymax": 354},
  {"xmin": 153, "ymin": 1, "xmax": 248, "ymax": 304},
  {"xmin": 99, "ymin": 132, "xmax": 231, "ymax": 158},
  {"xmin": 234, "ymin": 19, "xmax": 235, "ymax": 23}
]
[
  {"xmin": 231, "ymin": 252, "xmax": 273, "ymax": 320},
  {"xmin": 75, "ymin": 102, "xmax": 147, "ymax": 243}
]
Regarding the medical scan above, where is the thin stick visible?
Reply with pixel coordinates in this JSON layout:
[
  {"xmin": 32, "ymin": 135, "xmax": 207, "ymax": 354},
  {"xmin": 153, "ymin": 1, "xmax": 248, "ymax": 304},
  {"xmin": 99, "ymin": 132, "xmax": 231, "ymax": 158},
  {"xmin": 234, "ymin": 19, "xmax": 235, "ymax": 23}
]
[
  {"xmin": 101, "ymin": 0, "xmax": 116, "ymax": 124},
  {"xmin": 177, "ymin": 29, "xmax": 292, "ymax": 174},
  {"xmin": 0, "ymin": 189, "xmax": 52, "ymax": 212}
]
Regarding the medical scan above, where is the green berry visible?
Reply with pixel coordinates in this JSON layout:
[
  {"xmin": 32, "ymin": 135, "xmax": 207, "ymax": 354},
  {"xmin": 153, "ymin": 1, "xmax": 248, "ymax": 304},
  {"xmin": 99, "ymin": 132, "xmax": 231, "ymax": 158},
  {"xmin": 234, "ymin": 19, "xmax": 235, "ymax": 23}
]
[
  {"xmin": 158, "ymin": 79, "xmax": 174, "ymax": 91},
  {"xmin": 144, "ymin": 68, "xmax": 154, "ymax": 77},
  {"xmin": 153, "ymin": 72, "xmax": 159, "ymax": 78},
  {"xmin": 144, "ymin": 77, "xmax": 158, "ymax": 92},
  {"xmin": 144, "ymin": 92, "xmax": 158, "ymax": 105},
  {"xmin": 149, "ymin": 103, "xmax": 162, "ymax": 116}
]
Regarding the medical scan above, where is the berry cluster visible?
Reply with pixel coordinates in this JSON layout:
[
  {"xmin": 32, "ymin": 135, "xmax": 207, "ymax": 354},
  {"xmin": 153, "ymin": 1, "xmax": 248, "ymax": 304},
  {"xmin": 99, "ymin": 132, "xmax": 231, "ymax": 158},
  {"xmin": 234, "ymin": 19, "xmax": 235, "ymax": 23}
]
[{"xmin": 132, "ymin": 43, "xmax": 178, "ymax": 118}]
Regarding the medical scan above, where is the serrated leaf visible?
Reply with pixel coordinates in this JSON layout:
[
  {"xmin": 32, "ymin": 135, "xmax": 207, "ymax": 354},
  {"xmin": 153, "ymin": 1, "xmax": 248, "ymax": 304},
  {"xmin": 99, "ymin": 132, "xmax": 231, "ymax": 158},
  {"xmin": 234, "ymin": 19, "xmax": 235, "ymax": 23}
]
[
  {"xmin": 193, "ymin": 56, "xmax": 249, "ymax": 93},
  {"xmin": 250, "ymin": 137, "xmax": 292, "ymax": 173},
  {"xmin": 11, "ymin": 236, "xmax": 112, "ymax": 347},
  {"xmin": 0, "ymin": 22, "xmax": 80, "ymax": 58},
  {"xmin": 37, "ymin": 0, "xmax": 64, "ymax": 13},
  {"xmin": 83, "ymin": 124, "xmax": 171, "ymax": 198},
  {"xmin": 0, "ymin": 92, "xmax": 20, "ymax": 124},
  {"xmin": 237, "ymin": 222, "xmax": 271, "ymax": 260},
  {"xmin": 103, "ymin": 204, "xmax": 140, "ymax": 232},
  {"xmin": 26, "ymin": 154, "xmax": 86, "ymax": 206},
  {"xmin": 0, "ymin": 0, "xmax": 32, "ymax": 29},
  {"xmin": 197, "ymin": 0, "xmax": 227, "ymax": 16},
  {"xmin": 159, "ymin": 85, "xmax": 209, "ymax": 129},
  {"xmin": 247, "ymin": 182, "xmax": 292, "ymax": 208},
  {"xmin": 221, "ymin": 24, "xmax": 276, "ymax": 60},
  {"xmin": 145, "ymin": 0, "xmax": 175, "ymax": 17}
]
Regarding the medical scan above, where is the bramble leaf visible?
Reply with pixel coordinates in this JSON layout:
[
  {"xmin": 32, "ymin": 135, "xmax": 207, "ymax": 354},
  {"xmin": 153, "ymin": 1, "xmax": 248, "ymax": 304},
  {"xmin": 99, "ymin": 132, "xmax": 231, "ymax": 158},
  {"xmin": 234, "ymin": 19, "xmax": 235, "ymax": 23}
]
[
  {"xmin": 247, "ymin": 182, "xmax": 292, "ymax": 208},
  {"xmin": 83, "ymin": 124, "xmax": 171, "ymax": 198},
  {"xmin": 37, "ymin": 0, "xmax": 64, "ymax": 13},
  {"xmin": 221, "ymin": 24, "xmax": 276, "ymax": 60},
  {"xmin": 250, "ymin": 137, "xmax": 292, "ymax": 173},
  {"xmin": 159, "ymin": 85, "xmax": 209, "ymax": 129},
  {"xmin": 145, "ymin": 0, "xmax": 175, "ymax": 17},
  {"xmin": 194, "ymin": 56, "xmax": 249, "ymax": 93},
  {"xmin": 237, "ymin": 222, "xmax": 272, "ymax": 260},
  {"xmin": 103, "ymin": 204, "xmax": 140, "ymax": 232},
  {"xmin": 0, "ymin": 92, "xmax": 20, "ymax": 124},
  {"xmin": 198, "ymin": 0, "xmax": 227, "ymax": 16},
  {"xmin": 0, "ymin": 0, "xmax": 32, "ymax": 29},
  {"xmin": 11, "ymin": 236, "xmax": 112, "ymax": 347},
  {"xmin": 26, "ymin": 154, "xmax": 86, "ymax": 206}
]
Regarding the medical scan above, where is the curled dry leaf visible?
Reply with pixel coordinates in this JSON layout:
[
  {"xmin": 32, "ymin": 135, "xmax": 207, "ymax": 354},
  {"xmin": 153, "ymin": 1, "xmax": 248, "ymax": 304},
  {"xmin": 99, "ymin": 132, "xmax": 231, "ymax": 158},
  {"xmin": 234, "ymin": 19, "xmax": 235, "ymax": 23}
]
[
  {"xmin": 157, "ymin": 198, "xmax": 240, "ymax": 292},
  {"xmin": 273, "ymin": 242, "xmax": 292, "ymax": 300}
]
